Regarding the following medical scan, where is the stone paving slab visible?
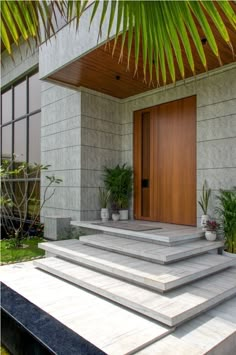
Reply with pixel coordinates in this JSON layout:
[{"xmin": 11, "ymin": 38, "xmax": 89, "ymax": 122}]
[
  {"xmin": 72, "ymin": 221, "xmax": 204, "ymax": 245},
  {"xmin": 137, "ymin": 297, "xmax": 236, "ymax": 354},
  {"xmin": 79, "ymin": 234, "xmax": 223, "ymax": 263},
  {"xmin": 1, "ymin": 261, "xmax": 236, "ymax": 354},
  {"xmin": 39, "ymin": 239, "xmax": 236, "ymax": 291},
  {"xmin": 34, "ymin": 257, "xmax": 236, "ymax": 327},
  {"xmin": 0, "ymin": 261, "xmax": 172, "ymax": 355}
]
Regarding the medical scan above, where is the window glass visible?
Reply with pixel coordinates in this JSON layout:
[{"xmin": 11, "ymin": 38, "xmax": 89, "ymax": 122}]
[
  {"xmin": 29, "ymin": 113, "xmax": 41, "ymax": 163},
  {"xmin": 2, "ymin": 125, "xmax": 12, "ymax": 160},
  {"xmin": 1, "ymin": 90, "xmax": 12, "ymax": 124},
  {"xmin": 14, "ymin": 119, "xmax": 26, "ymax": 162},
  {"xmin": 1, "ymin": 71, "xmax": 41, "ymax": 222},
  {"xmin": 29, "ymin": 73, "xmax": 41, "ymax": 112},
  {"xmin": 14, "ymin": 80, "xmax": 26, "ymax": 118}
]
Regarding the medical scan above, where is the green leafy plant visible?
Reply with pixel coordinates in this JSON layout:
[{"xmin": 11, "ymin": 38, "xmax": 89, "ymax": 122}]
[
  {"xmin": 198, "ymin": 180, "xmax": 211, "ymax": 215},
  {"xmin": 98, "ymin": 187, "xmax": 111, "ymax": 208},
  {"xmin": 0, "ymin": 159, "xmax": 62, "ymax": 247},
  {"xmin": 215, "ymin": 188, "xmax": 236, "ymax": 254},
  {"xmin": 1, "ymin": 1, "xmax": 236, "ymax": 85},
  {"xmin": 103, "ymin": 164, "xmax": 133, "ymax": 210},
  {"xmin": 117, "ymin": 196, "xmax": 130, "ymax": 210}
]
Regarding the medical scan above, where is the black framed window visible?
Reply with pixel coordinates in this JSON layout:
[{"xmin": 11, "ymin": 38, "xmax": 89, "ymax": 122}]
[
  {"xmin": 14, "ymin": 80, "xmax": 27, "ymax": 119},
  {"xmin": 1, "ymin": 70, "xmax": 41, "ymax": 221},
  {"xmin": 1, "ymin": 90, "xmax": 12, "ymax": 125},
  {"xmin": 29, "ymin": 112, "xmax": 41, "ymax": 163}
]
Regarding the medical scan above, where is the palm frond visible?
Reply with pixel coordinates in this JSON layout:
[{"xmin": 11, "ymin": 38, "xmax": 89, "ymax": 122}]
[
  {"xmin": 85, "ymin": 0, "xmax": 236, "ymax": 84},
  {"xmin": 1, "ymin": 0, "xmax": 235, "ymax": 85},
  {"xmin": 0, "ymin": 0, "xmax": 66, "ymax": 54}
]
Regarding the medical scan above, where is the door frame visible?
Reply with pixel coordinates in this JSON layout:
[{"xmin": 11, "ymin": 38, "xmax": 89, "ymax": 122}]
[
  {"xmin": 133, "ymin": 96, "xmax": 197, "ymax": 225},
  {"xmin": 133, "ymin": 108, "xmax": 154, "ymax": 221}
]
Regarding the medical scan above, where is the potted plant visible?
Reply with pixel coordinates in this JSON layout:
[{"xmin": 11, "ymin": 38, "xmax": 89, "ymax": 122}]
[
  {"xmin": 215, "ymin": 188, "xmax": 236, "ymax": 255},
  {"xmin": 117, "ymin": 195, "xmax": 129, "ymax": 220},
  {"xmin": 205, "ymin": 220, "xmax": 219, "ymax": 241},
  {"xmin": 111, "ymin": 205, "xmax": 120, "ymax": 222},
  {"xmin": 98, "ymin": 188, "xmax": 110, "ymax": 222},
  {"xmin": 103, "ymin": 164, "xmax": 133, "ymax": 221},
  {"xmin": 198, "ymin": 180, "xmax": 211, "ymax": 230}
]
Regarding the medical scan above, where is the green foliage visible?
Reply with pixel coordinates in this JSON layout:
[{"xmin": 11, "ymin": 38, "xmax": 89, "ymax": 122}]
[
  {"xmin": 1, "ymin": 237, "xmax": 45, "ymax": 264},
  {"xmin": 215, "ymin": 188, "xmax": 236, "ymax": 254},
  {"xmin": 0, "ymin": 160, "xmax": 62, "ymax": 247},
  {"xmin": 0, "ymin": 0, "xmax": 65, "ymax": 54},
  {"xmin": 1, "ymin": 1, "xmax": 236, "ymax": 85},
  {"xmin": 98, "ymin": 187, "xmax": 111, "ymax": 208},
  {"xmin": 198, "ymin": 180, "xmax": 211, "ymax": 215},
  {"xmin": 103, "ymin": 164, "xmax": 133, "ymax": 210}
]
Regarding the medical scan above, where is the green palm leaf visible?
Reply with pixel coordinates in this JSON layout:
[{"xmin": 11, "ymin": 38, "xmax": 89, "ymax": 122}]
[
  {"xmin": 0, "ymin": 0, "xmax": 65, "ymax": 54},
  {"xmin": 1, "ymin": 0, "xmax": 235, "ymax": 85}
]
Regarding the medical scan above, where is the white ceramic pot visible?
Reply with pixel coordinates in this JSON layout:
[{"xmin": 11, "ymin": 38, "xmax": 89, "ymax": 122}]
[
  {"xmin": 112, "ymin": 213, "xmax": 120, "ymax": 221},
  {"xmin": 201, "ymin": 214, "xmax": 209, "ymax": 231},
  {"xmin": 222, "ymin": 250, "xmax": 236, "ymax": 258},
  {"xmin": 119, "ymin": 209, "xmax": 128, "ymax": 220},
  {"xmin": 101, "ymin": 208, "xmax": 109, "ymax": 222},
  {"xmin": 205, "ymin": 231, "xmax": 217, "ymax": 241}
]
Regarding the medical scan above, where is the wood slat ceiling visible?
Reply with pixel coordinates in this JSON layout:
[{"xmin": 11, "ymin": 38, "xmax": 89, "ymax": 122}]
[{"xmin": 49, "ymin": 4, "xmax": 236, "ymax": 99}]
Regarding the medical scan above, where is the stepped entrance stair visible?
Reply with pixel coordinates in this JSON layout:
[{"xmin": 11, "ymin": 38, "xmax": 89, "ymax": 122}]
[{"xmin": 35, "ymin": 221, "xmax": 236, "ymax": 330}]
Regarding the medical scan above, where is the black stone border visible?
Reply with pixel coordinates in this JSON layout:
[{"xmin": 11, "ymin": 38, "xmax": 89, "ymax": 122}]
[{"xmin": 1, "ymin": 282, "xmax": 106, "ymax": 355}]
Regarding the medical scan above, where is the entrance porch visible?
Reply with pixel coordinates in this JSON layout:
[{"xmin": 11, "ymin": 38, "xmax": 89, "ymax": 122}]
[{"xmin": 2, "ymin": 219, "xmax": 236, "ymax": 354}]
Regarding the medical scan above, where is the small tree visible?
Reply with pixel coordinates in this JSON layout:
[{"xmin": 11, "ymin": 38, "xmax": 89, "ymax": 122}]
[{"xmin": 0, "ymin": 159, "xmax": 62, "ymax": 247}]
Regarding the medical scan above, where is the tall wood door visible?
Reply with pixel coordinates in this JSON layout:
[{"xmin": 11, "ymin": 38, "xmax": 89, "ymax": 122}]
[{"xmin": 133, "ymin": 96, "xmax": 196, "ymax": 226}]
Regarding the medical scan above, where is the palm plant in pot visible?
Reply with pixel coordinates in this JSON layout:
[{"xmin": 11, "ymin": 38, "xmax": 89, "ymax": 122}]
[
  {"xmin": 99, "ymin": 188, "xmax": 110, "ymax": 222},
  {"xmin": 103, "ymin": 164, "xmax": 133, "ymax": 221},
  {"xmin": 117, "ymin": 192, "xmax": 131, "ymax": 220},
  {"xmin": 215, "ymin": 188, "xmax": 236, "ymax": 255},
  {"xmin": 198, "ymin": 180, "xmax": 211, "ymax": 230}
]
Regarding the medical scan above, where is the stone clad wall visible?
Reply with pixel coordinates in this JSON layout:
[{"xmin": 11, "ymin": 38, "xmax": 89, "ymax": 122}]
[
  {"xmin": 40, "ymin": 86, "xmax": 123, "ymax": 222},
  {"xmin": 41, "ymin": 65, "xmax": 236, "ymax": 224},
  {"xmin": 121, "ymin": 64, "xmax": 236, "ymax": 224},
  {"xmin": 40, "ymin": 83, "xmax": 82, "ymax": 221},
  {"xmin": 80, "ymin": 89, "xmax": 123, "ymax": 220},
  {"xmin": 3, "ymin": 39, "xmax": 234, "ymax": 225}
]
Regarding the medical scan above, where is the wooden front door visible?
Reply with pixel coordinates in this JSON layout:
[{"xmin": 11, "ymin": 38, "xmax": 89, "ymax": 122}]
[{"xmin": 133, "ymin": 96, "xmax": 196, "ymax": 226}]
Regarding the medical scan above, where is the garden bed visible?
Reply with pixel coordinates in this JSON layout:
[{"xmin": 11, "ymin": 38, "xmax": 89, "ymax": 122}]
[{"xmin": 1, "ymin": 237, "xmax": 45, "ymax": 265}]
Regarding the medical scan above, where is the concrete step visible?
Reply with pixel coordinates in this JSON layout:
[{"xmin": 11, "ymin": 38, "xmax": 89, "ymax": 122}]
[
  {"xmin": 34, "ymin": 257, "xmax": 236, "ymax": 327},
  {"xmin": 71, "ymin": 221, "xmax": 204, "ymax": 246},
  {"xmin": 39, "ymin": 239, "xmax": 236, "ymax": 292},
  {"xmin": 137, "ymin": 295, "xmax": 236, "ymax": 354},
  {"xmin": 79, "ymin": 234, "xmax": 224, "ymax": 264}
]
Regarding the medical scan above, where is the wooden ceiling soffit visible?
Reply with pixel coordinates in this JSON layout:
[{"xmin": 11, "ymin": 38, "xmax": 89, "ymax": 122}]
[{"xmin": 49, "ymin": 5, "xmax": 236, "ymax": 99}]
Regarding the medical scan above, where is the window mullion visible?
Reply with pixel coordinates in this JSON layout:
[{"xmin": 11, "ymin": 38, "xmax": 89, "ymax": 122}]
[{"xmin": 12, "ymin": 85, "xmax": 14, "ymax": 161}]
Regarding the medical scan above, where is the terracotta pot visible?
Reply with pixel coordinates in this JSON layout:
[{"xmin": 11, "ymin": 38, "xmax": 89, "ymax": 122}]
[{"xmin": 205, "ymin": 231, "xmax": 216, "ymax": 241}]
